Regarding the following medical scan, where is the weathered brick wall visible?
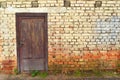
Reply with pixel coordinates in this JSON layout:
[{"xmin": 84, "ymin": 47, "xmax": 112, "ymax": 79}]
[{"xmin": 0, "ymin": 0, "xmax": 120, "ymax": 73}]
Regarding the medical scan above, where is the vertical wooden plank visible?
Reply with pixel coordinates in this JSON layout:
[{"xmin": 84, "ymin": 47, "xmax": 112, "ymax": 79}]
[
  {"xmin": 31, "ymin": 18, "xmax": 45, "ymax": 58},
  {"xmin": 20, "ymin": 19, "xmax": 32, "ymax": 59}
]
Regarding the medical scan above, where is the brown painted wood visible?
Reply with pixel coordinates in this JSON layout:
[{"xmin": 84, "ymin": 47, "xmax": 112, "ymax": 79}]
[{"xmin": 16, "ymin": 13, "xmax": 48, "ymax": 72}]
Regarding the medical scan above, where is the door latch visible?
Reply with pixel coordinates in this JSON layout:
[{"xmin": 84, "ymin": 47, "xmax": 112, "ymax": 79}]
[{"xmin": 19, "ymin": 41, "xmax": 24, "ymax": 47}]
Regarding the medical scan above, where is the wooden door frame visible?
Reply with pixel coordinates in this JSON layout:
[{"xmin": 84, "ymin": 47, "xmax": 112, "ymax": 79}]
[{"xmin": 16, "ymin": 13, "xmax": 48, "ymax": 72}]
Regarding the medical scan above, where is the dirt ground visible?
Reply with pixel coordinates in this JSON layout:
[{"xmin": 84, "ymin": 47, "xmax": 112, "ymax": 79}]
[{"xmin": 0, "ymin": 73, "xmax": 120, "ymax": 80}]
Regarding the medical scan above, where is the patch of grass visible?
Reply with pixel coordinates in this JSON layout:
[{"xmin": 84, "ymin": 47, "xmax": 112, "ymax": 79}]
[
  {"xmin": 117, "ymin": 63, "xmax": 120, "ymax": 68},
  {"xmin": 49, "ymin": 64, "xmax": 63, "ymax": 75},
  {"xmin": 118, "ymin": 64, "xmax": 120, "ymax": 67},
  {"xmin": 102, "ymin": 71, "xmax": 117, "ymax": 77},
  {"xmin": 52, "ymin": 70, "xmax": 62, "ymax": 75},
  {"xmin": 92, "ymin": 70, "xmax": 103, "ymax": 77},
  {"xmin": 30, "ymin": 70, "xmax": 39, "ymax": 77},
  {"xmin": 13, "ymin": 68, "xmax": 19, "ymax": 75},
  {"xmin": 30, "ymin": 70, "xmax": 48, "ymax": 78},
  {"xmin": 38, "ymin": 72, "xmax": 48, "ymax": 78},
  {"xmin": 116, "ymin": 62, "xmax": 120, "ymax": 73},
  {"xmin": 73, "ymin": 70, "xmax": 82, "ymax": 77}
]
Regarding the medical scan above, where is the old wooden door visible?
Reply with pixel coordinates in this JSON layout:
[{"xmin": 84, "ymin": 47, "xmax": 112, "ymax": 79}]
[{"xmin": 16, "ymin": 13, "xmax": 48, "ymax": 72}]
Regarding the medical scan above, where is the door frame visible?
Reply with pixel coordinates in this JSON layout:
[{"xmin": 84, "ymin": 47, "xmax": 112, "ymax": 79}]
[{"xmin": 16, "ymin": 13, "xmax": 48, "ymax": 72}]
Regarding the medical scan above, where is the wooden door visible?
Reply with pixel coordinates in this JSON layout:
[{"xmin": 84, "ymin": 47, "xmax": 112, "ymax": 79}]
[{"xmin": 16, "ymin": 13, "xmax": 48, "ymax": 72}]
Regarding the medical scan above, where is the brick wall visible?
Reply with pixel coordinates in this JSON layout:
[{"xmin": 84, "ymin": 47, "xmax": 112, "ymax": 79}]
[{"xmin": 0, "ymin": 0, "xmax": 120, "ymax": 73}]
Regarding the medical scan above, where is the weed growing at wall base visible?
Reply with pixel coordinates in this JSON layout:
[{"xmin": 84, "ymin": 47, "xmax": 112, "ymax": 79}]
[
  {"xmin": 38, "ymin": 72, "xmax": 48, "ymax": 78},
  {"xmin": 13, "ymin": 68, "xmax": 19, "ymax": 75},
  {"xmin": 30, "ymin": 70, "xmax": 48, "ymax": 78}
]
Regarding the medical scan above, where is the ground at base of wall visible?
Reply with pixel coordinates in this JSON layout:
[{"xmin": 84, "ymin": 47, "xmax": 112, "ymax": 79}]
[{"xmin": 0, "ymin": 71, "xmax": 120, "ymax": 80}]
